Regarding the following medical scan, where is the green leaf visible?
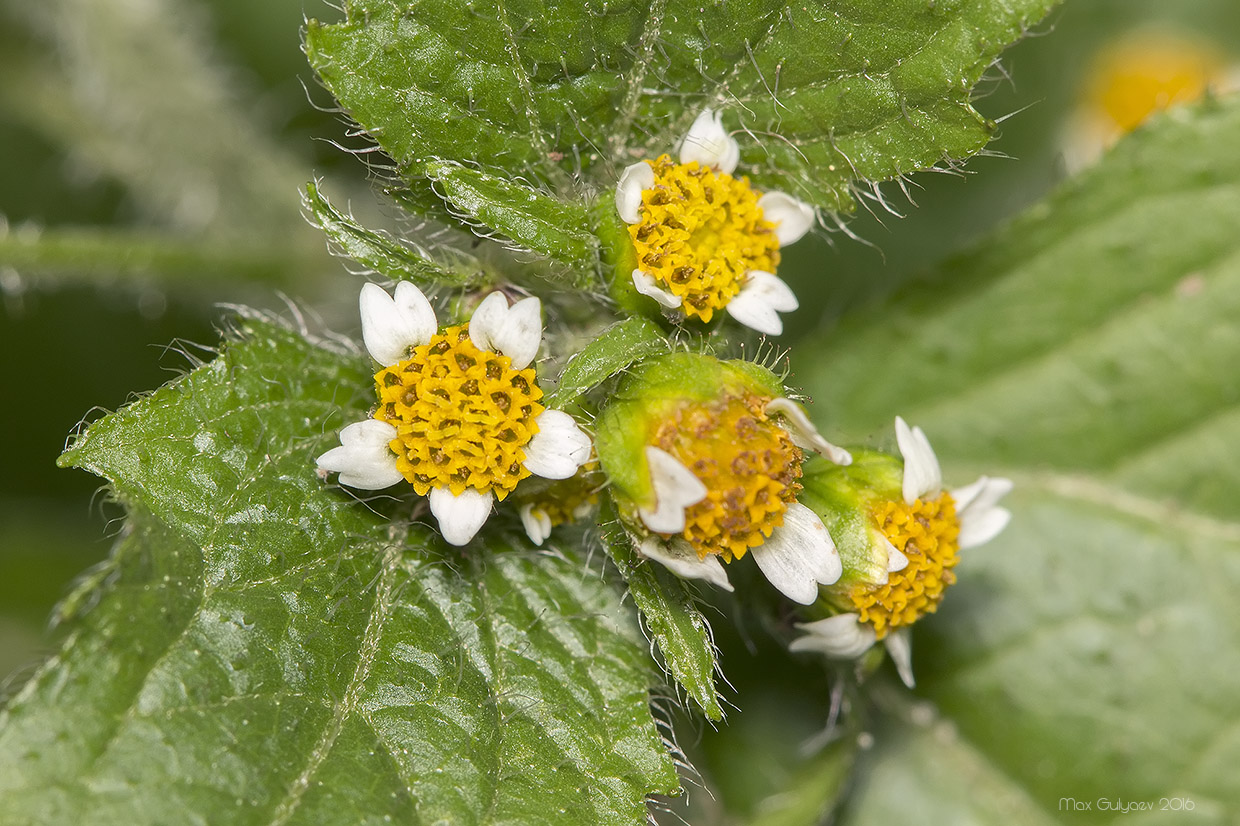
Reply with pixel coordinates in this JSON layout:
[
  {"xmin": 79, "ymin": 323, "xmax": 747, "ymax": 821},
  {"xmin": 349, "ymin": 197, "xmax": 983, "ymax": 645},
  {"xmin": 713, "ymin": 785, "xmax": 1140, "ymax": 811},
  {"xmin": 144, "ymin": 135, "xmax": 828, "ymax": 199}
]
[
  {"xmin": 548, "ymin": 318, "xmax": 668, "ymax": 407},
  {"xmin": 303, "ymin": 180, "xmax": 486, "ymax": 288},
  {"xmin": 423, "ymin": 161, "xmax": 600, "ymax": 277},
  {"xmin": 601, "ymin": 514, "xmax": 723, "ymax": 721},
  {"xmin": 0, "ymin": 316, "xmax": 678, "ymax": 824},
  {"xmin": 794, "ymin": 100, "xmax": 1240, "ymax": 821},
  {"xmin": 305, "ymin": 0, "xmax": 1056, "ymax": 214}
]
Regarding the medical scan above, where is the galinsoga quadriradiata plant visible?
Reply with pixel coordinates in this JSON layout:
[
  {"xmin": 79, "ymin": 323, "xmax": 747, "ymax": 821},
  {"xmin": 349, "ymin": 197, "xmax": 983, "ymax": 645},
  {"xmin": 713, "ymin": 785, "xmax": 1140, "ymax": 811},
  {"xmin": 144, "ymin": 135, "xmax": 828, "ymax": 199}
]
[{"xmin": 43, "ymin": 0, "xmax": 1232, "ymax": 822}]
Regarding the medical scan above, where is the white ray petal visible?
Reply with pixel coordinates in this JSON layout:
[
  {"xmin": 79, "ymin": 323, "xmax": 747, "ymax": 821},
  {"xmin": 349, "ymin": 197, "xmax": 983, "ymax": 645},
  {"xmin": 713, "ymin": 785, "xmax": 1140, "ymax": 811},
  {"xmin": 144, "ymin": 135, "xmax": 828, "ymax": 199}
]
[
  {"xmin": 884, "ymin": 629, "xmax": 916, "ymax": 688},
  {"xmin": 520, "ymin": 504, "xmax": 552, "ymax": 546},
  {"xmin": 428, "ymin": 486, "xmax": 494, "ymax": 546},
  {"xmin": 359, "ymin": 282, "xmax": 437, "ymax": 366},
  {"xmin": 638, "ymin": 537, "xmax": 733, "ymax": 592},
  {"xmin": 637, "ymin": 446, "xmax": 707, "ymax": 534},
  {"xmin": 750, "ymin": 503, "xmax": 841, "ymax": 605},
  {"xmin": 958, "ymin": 506, "xmax": 1013, "ymax": 550},
  {"xmin": 765, "ymin": 398, "xmax": 852, "ymax": 465},
  {"xmin": 316, "ymin": 419, "xmax": 403, "ymax": 489},
  {"xmin": 679, "ymin": 109, "xmax": 740, "ymax": 174},
  {"xmin": 522, "ymin": 409, "xmax": 592, "ymax": 479},
  {"xmin": 884, "ymin": 536, "xmax": 909, "ymax": 573},
  {"xmin": 726, "ymin": 270, "xmax": 798, "ymax": 336},
  {"xmin": 953, "ymin": 476, "xmax": 1015, "ymax": 514},
  {"xmin": 758, "ymin": 191, "xmax": 816, "ymax": 245},
  {"xmin": 616, "ymin": 161, "xmax": 655, "ymax": 224},
  {"xmin": 895, "ymin": 416, "xmax": 942, "ymax": 504},
  {"xmin": 632, "ymin": 269, "xmax": 682, "ymax": 309},
  {"xmin": 469, "ymin": 292, "xmax": 543, "ymax": 369},
  {"xmin": 790, "ymin": 613, "xmax": 877, "ymax": 659}
]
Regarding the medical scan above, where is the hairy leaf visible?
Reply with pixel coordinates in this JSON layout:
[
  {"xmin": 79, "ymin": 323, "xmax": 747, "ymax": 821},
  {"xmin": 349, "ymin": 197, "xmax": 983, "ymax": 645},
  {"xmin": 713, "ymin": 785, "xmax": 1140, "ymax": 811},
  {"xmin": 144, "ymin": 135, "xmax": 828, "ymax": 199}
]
[
  {"xmin": 304, "ymin": 181, "xmax": 486, "ymax": 287},
  {"xmin": 0, "ymin": 317, "xmax": 678, "ymax": 825},
  {"xmin": 795, "ymin": 99, "xmax": 1240, "ymax": 822},
  {"xmin": 305, "ymin": 0, "xmax": 1056, "ymax": 214},
  {"xmin": 601, "ymin": 515, "xmax": 723, "ymax": 721},
  {"xmin": 423, "ymin": 161, "xmax": 599, "ymax": 276},
  {"xmin": 548, "ymin": 318, "xmax": 669, "ymax": 407}
]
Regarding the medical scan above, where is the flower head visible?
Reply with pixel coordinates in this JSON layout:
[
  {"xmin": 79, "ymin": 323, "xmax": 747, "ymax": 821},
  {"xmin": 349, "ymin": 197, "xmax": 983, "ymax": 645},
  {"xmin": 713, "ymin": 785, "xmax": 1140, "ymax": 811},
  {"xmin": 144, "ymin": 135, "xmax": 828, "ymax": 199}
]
[
  {"xmin": 1062, "ymin": 29, "xmax": 1240, "ymax": 171},
  {"xmin": 516, "ymin": 461, "xmax": 603, "ymax": 546},
  {"xmin": 596, "ymin": 352, "xmax": 851, "ymax": 604},
  {"xmin": 317, "ymin": 282, "xmax": 592, "ymax": 546},
  {"xmin": 615, "ymin": 109, "xmax": 816, "ymax": 336},
  {"xmin": 791, "ymin": 417, "xmax": 1012, "ymax": 686}
]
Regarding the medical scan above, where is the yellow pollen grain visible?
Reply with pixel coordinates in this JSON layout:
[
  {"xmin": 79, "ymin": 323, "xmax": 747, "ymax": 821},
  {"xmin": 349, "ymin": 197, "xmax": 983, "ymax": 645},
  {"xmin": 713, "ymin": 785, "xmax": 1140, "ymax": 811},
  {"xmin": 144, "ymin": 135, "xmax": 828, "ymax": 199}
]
[
  {"xmin": 372, "ymin": 324, "xmax": 544, "ymax": 499},
  {"xmin": 629, "ymin": 155, "xmax": 780, "ymax": 322},
  {"xmin": 651, "ymin": 394, "xmax": 802, "ymax": 562},
  {"xmin": 850, "ymin": 494, "xmax": 961, "ymax": 639}
]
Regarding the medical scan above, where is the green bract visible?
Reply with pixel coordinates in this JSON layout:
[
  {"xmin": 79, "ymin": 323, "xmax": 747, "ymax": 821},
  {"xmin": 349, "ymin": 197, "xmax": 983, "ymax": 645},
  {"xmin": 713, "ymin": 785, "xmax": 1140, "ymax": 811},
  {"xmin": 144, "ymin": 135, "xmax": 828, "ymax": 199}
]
[{"xmin": 799, "ymin": 451, "xmax": 903, "ymax": 592}]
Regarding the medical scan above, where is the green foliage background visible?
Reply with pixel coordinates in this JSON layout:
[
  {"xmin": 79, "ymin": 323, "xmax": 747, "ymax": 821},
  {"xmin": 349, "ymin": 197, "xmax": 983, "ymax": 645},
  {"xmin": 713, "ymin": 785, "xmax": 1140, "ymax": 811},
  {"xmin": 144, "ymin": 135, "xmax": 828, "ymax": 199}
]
[{"xmin": 2, "ymin": 0, "xmax": 1239, "ymax": 823}]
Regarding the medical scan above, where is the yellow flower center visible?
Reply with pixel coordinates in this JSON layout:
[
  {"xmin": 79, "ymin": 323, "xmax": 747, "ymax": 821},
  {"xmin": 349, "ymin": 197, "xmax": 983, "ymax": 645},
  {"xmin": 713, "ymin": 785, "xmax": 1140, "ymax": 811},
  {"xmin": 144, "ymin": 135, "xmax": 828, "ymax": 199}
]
[
  {"xmin": 373, "ymin": 324, "xmax": 544, "ymax": 499},
  {"xmin": 650, "ymin": 394, "xmax": 801, "ymax": 561},
  {"xmin": 629, "ymin": 155, "xmax": 780, "ymax": 322},
  {"xmin": 850, "ymin": 494, "xmax": 961, "ymax": 639},
  {"xmin": 1088, "ymin": 34, "xmax": 1224, "ymax": 133}
]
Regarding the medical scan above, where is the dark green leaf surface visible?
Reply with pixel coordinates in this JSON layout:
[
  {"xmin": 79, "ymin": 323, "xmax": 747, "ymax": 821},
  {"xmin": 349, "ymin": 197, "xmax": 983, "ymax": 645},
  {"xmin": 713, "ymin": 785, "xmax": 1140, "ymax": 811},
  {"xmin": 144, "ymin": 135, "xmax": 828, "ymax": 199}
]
[
  {"xmin": 0, "ymin": 317, "xmax": 677, "ymax": 825},
  {"xmin": 792, "ymin": 100, "xmax": 1240, "ymax": 822},
  {"xmin": 601, "ymin": 517, "xmax": 723, "ymax": 720},
  {"xmin": 305, "ymin": 0, "xmax": 1056, "ymax": 213},
  {"xmin": 304, "ymin": 181, "xmax": 486, "ymax": 287},
  {"xmin": 548, "ymin": 318, "xmax": 668, "ymax": 407}
]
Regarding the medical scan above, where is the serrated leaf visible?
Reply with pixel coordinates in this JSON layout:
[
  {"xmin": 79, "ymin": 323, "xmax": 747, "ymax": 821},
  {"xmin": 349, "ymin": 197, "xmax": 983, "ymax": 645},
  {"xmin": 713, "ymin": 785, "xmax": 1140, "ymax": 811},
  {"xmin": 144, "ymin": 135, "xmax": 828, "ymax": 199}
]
[
  {"xmin": 601, "ymin": 514, "xmax": 723, "ymax": 721},
  {"xmin": 303, "ymin": 181, "xmax": 486, "ymax": 287},
  {"xmin": 549, "ymin": 318, "xmax": 668, "ymax": 407},
  {"xmin": 305, "ymin": 0, "xmax": 1056, "ymax": 215},
  {"xmin": 0, "ymin": 317, "xmax": 678, "ymax": 824},
  {"xmin": 794, "ymin": 100, "xmax": 1240, "ymax": 821},
  {"xmin": 423, "ymin": 161, "xmax": 600, "ymax": 277}
]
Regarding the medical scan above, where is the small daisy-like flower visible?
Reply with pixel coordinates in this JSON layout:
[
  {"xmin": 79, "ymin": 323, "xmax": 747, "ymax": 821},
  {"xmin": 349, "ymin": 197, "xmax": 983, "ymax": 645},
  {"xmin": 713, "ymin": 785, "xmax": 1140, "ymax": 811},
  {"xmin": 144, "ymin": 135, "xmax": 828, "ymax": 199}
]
[
  {"xmin": 317, "ymin": 282, "xmax": 593, "ymax": 546},
  {"xmin": 791, "ymin": 417, "xmax": 1012, "ymax": 686},
  {"xmin": 614, "ymin": 109, "xmax": 816, "ymax": 336},
  {"xmin": 597, "ymin": 353, "xmax": 851, "ymax": 604},
  {"xmin": 516, "ymin": 461, "xmax": 603, "ymax": 546},
  {"xmin": 1062, "ymin": 29, "xmax": 1240, "ymax": 171}
]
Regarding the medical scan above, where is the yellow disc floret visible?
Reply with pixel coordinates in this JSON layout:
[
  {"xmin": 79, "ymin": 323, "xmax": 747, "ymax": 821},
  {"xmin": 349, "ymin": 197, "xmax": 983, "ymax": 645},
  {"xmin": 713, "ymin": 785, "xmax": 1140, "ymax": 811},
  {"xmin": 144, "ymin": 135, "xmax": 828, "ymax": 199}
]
[
  {"xmin": 373, "ymin": 325, "xmax": 544, "ymax": 499},
  {"xmin": 650, "ymin": 394, "xmax": 801, "ymax": 561},
  {"xmin": 850, "ymin": 494, "xmax": 961, "ymax": 639},
  {"xmin": 629, "ymin": 155, "xmax": 780, "ymax": 322}
]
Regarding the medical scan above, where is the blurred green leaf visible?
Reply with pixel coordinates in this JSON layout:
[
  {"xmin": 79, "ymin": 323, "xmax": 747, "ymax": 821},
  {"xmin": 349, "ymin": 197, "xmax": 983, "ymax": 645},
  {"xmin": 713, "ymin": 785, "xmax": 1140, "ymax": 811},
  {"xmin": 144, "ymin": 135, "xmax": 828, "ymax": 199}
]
[
  {"xmin": 793, "ymin": 99, "xmax": 1240, "ymax": 822},
  {"xmin": 305, "ymin": 0, "xmax": 1056, "ymax": 216},
  {"xmin": 0, "ymin": 317, "xmax": 677, "ymax": 824},
  {"xmin": 304, "ymin": 180, "xmax": 486, "ymax": 287},
  {"xmin": 601, "ymin": 514, "xmax": 723, "ymax": 720},
  {"xmin": 548, "ymin": 318, "xmax": 668, "ymax": 407}
]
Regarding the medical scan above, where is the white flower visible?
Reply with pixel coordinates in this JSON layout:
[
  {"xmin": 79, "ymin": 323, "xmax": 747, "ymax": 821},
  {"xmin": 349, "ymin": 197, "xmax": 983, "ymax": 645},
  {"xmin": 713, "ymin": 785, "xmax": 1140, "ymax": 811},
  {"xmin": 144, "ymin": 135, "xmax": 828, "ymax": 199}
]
[
  {"xmin": 790, "ymin": 417, "xmax": 1013, "ymax": 687},
  {"xmin": 894, "ymin": 416, "xmax": 1013, "ymax": 548},
  {"xmin": 634, "ymin": 398, "xmax": 848, "ymax": 605},
  {"xmin": 614, "ymin": 108, "xmax": 817, "ymax": 336},
  {"xmin": 317, "ymin": 282, "xmax": 593, "ymax": 547}
]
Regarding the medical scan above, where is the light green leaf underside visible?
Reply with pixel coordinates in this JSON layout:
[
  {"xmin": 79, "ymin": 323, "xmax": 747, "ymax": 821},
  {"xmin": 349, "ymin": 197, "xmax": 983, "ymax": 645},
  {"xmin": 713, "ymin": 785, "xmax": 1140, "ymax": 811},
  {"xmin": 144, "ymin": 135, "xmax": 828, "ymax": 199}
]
[
  {"xmin": 549, "ymin": 318, "xmax": 669, "ymax": 407},
  {"xmin": 791, "ymin": 100, "xmax": 1240, "ymax": 822},
  {"xmin": 303, "ymin": 181, "xmax": 486, "ymax": 287},
  {"xmin": 601, "ymin": 517, "xmax": 723, "ymax": 721},
  {"xmin": 305, "ymin": 0, "xmax": 1056, "ymax": 213},
  {"xmin": 0, "ymin": 318, "xmax": 677, "ymax": 825}
]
